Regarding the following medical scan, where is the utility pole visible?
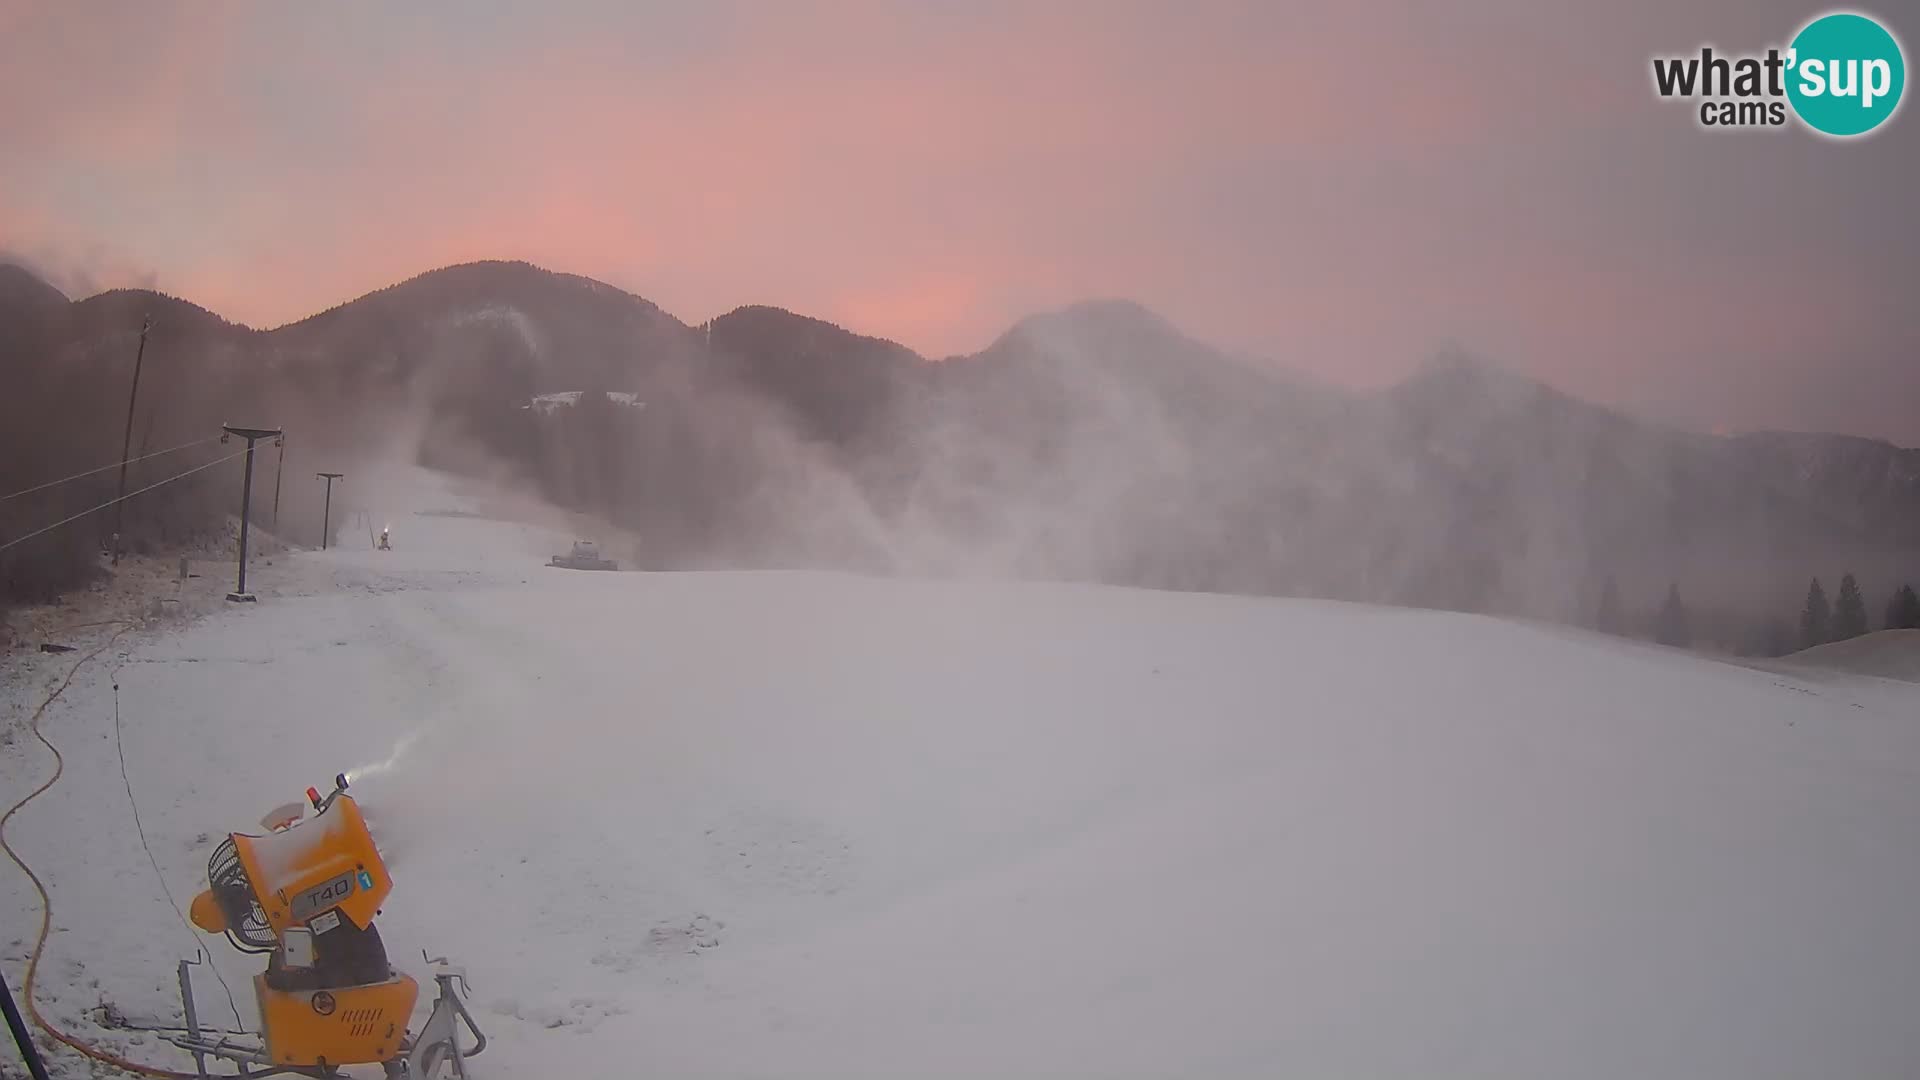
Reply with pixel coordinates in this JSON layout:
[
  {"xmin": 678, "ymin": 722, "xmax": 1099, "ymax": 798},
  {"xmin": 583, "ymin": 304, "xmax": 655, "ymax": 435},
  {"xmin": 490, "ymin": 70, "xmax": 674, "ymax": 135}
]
[
  {"xmin": 316, "ymin": 472, "xmax": 343, "ymax": 550},
  {"xmin": 221, "ymin": 425, "xmax": 282, "ymax": 603},
  {"xmin": 110, "ymin": 314, "xmax": 151, "ymax": 565},
  {"xmin": 272, "ymin": 435, "xmax": 287, "ymax": 530}
]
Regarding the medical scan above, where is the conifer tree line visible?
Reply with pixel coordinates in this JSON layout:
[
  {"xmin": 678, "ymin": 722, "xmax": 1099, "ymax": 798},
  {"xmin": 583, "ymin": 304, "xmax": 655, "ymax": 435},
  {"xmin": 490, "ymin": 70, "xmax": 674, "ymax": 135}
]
[{"xmin": 1590, "ymin": 571, "xmax": 1920, "ymax": 654}]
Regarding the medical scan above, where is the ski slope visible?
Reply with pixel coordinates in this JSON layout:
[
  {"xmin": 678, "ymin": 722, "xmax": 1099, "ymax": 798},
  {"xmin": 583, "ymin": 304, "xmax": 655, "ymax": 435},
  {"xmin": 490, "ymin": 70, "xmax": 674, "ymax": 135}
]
[{"xmin": 6, "ymin": 468, "xmax": 1920, "ymax": 1079}]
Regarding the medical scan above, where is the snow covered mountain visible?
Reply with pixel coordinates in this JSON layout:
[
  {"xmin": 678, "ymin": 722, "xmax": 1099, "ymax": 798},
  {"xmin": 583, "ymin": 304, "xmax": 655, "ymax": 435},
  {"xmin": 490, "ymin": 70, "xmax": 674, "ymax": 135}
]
[{"xmin": 5, "ymin": 466, "xmax": 1919, "ymax": 1078}]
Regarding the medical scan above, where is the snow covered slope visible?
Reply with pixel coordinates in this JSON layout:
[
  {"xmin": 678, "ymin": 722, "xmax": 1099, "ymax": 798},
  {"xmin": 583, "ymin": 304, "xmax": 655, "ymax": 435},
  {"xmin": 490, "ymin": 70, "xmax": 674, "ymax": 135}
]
[
  {"xmin": 1778, "ymin": 629, "xmax": 1920, "ymax": 683},
  {"xmin": 6, "ymin": 468, "xmax": 1920, "ymax": 1079}
]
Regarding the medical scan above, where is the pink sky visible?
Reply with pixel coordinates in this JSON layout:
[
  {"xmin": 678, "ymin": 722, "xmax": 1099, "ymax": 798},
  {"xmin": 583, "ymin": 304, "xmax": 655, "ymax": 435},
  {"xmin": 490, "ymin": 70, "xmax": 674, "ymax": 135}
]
[{"xmin": 2, "ymin": 2, "xmax": 1915, "ymax": 442}]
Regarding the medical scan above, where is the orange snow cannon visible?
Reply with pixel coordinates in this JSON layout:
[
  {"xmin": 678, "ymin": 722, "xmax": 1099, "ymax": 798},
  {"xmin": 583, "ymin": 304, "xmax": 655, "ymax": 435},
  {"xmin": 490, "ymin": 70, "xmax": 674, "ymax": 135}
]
[
  {"xmin": 173, "ymin": 773, "xmax": 487, "ymax": 1078},
  {"xmin": 196, "ymin": 780, "xmax": 392, "ymax": 941}
]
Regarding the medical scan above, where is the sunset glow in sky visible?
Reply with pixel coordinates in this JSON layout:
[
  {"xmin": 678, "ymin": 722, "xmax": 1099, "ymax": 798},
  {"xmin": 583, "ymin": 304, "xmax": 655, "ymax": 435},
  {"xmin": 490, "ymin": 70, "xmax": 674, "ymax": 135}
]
[{"xmin": 3, "ymin": 1, "xmax": 1915, "ymax": 441}]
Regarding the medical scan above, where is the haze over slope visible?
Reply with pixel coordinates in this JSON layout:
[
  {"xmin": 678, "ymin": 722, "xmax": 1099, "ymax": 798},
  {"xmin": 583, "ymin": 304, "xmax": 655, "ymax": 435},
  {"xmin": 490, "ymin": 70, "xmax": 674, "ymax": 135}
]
[{"xmin": 3, "ymin": 260, "xmax": 1915, "ymax": 637}]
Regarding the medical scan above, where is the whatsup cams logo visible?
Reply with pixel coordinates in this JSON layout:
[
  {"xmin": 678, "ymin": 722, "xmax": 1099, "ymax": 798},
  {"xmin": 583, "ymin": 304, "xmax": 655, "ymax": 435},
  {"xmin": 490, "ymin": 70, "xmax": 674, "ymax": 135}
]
[{"xmin": 1652, "ymin": 10, "xmax": 1905, "ymax": 137}]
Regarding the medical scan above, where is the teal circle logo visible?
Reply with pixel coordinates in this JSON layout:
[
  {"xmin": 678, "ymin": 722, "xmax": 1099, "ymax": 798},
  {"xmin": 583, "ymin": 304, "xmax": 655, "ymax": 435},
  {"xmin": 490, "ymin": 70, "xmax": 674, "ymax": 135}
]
[{"xmin": 1787, "ymin": 12, "xmax": 1905, "ymax": 136}]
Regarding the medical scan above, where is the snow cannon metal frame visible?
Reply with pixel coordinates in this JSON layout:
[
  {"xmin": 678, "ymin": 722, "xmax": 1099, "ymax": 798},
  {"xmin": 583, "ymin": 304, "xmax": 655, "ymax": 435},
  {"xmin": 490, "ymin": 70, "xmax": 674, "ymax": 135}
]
[{"xmin": 155, "ymin": 773, "xmax": 486, "ymax": 1078}]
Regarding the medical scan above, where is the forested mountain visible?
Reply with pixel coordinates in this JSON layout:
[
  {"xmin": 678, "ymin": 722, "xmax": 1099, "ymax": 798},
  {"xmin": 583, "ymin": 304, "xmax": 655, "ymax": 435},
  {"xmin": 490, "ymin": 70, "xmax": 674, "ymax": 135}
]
[{"xmin": 5, "ymin": 259, "xmax": 1914, "ymax": 646}]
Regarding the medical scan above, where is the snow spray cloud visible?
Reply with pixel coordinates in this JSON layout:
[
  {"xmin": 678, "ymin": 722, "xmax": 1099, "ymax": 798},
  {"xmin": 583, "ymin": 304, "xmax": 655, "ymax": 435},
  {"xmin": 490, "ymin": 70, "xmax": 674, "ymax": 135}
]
[
  {"xmin": 341, "ymin": 726, "xmax": 445, "ymax": 872},
  {"xmin": 318, "ymin": 272, "xmax": 1918, "ymax": 646},
  {"xmin": 346, "ymin": 727, "xmax": 425, "ymax": 786},
  {"xmin": 0, "ymin": 246, "xmax": 162, "ymax": 299}
]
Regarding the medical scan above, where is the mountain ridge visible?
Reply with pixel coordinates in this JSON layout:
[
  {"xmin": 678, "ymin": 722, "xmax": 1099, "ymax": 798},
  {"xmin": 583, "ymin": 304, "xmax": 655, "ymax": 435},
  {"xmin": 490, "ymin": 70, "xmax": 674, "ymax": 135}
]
[
  {"xmin": 4, "ymin": 257, "xmax": 1915, "ymax": 640},
  {"xmin": 6, "ymin": 256, "xmax": 1908, "ymax": 454}
]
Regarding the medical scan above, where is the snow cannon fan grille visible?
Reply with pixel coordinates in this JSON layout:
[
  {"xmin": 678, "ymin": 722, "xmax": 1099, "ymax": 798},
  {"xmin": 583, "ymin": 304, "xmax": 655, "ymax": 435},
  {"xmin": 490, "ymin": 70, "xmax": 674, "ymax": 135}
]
[{"xmin": 208, "ymin": 836, "xmax": 275, "ymax": 953}]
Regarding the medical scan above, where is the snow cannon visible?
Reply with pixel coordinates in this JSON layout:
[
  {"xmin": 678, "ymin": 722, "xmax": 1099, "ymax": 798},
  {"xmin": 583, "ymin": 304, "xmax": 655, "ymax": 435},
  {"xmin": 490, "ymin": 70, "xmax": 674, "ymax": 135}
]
[{"xmin": 168, "ymin": 773, "xmax": 486, "ymax": 1078}]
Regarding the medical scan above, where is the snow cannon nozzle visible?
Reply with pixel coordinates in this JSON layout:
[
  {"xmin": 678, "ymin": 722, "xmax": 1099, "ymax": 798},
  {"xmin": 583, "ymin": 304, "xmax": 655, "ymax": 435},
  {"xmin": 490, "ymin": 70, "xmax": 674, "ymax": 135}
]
[{"xmin": 305, "ymin": 774, "xmax": 350, "ymax": 812}]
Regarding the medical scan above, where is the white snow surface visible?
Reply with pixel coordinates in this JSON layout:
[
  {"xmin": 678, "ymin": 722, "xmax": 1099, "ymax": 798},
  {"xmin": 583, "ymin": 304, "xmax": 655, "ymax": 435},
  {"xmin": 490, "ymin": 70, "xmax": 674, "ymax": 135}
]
[{"xmin": 6, "ymin": 466, "xmax": 1920, "ymax": 1079}]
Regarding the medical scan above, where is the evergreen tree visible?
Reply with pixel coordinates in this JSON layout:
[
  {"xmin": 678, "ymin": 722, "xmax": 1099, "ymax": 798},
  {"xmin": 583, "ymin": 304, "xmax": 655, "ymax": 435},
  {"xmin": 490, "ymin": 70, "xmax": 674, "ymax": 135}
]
[
  {"xmin": 1655, "ymin": 583, "xmax": 1692, "ymax": 647},
  {"xmin": 1800, "ymin": 577, "xmax": 1831, "ymax": 649},
  {"xmin": 1886, "ymin": 583, "xmax": 1920, "ymax": 631},
  {"xmin": 1832, "ymin": 572, "xmax": 1868, "ymax": 641},
  {"xmin": 1594, "ymin": 574, "xmax": 1624, "ymax": 635}
]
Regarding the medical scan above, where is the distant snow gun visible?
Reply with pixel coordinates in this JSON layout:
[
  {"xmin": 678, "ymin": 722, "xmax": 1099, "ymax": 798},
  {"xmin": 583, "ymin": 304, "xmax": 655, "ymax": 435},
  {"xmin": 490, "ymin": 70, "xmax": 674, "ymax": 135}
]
[{"xmin": 156, "ymin": 773, "xmax": 485, "ymax": 1078}]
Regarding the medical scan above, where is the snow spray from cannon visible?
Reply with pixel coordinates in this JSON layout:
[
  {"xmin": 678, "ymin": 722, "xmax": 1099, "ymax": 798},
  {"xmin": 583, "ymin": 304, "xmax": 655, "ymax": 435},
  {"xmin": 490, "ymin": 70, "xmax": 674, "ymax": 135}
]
[
  {"xmin": 346, "ymin": 727, "xmax": 426, "ymax": 785},
  {"xmin": 336, "ymin": 717, "xmax": 510, "ymax": 873}
]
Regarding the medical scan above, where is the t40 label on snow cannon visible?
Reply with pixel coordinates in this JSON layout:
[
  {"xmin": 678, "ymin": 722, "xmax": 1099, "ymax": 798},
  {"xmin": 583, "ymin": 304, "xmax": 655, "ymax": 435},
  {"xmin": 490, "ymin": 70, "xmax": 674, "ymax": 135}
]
[{"xmin": 290, "ymin": 872, "xmax": 356, "ymax": 922}]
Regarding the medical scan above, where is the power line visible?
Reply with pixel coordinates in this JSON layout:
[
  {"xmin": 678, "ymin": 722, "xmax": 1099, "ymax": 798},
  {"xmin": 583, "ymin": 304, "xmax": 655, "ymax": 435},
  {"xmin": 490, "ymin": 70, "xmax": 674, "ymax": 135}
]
[
  {"xmin": 113, "ymin": 681, "xmax": 247, "ymax": 1031},
  {"xmin": 0, "ymin": 446, "xmax": 248, "ymax": 555},
  {"xmin": 1, "ymin": 436, "xmax": 223, "ymax": 503}
]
